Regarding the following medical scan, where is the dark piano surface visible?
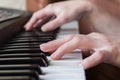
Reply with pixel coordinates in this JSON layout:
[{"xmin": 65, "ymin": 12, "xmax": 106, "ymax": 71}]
[
  {"xmin": 86, "ymin": 63, "xmax": 120, "ymax": 80},
  {"xmin": 0, "ymin": 7, "xmax": 59, "ymax": 80},
  {"xmin": 0, "ymin": 7, "xmax": 32, "ymax": 45}
]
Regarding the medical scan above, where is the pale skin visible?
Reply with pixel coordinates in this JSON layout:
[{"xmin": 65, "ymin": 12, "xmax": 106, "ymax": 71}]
[{"xmin": 25, "ymin": 0, "xmax": 120, "ymax": 69}]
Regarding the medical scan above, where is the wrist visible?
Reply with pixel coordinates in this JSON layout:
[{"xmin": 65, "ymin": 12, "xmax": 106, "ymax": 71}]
[
  {"xmin": 71, "ymin": 0, "xmax": 93, "ymax": 13},
  {"xmin": 59, "ymin": 0, "xmax": 93, "ymax": 15}
]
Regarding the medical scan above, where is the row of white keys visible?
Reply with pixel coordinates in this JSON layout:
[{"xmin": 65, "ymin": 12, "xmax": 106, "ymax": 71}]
[{"xmin": 40, "ymin": 21, "xmax": 86, "ymax": 80}]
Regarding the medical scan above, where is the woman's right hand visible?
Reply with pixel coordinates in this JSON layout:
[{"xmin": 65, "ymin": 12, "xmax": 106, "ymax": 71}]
[
  {"xmin": 24, "ymin": 0, "xmax": 92, "ymax": 32},
  {"xmin": 40, "ymin": 33, "xmax": 120, "ymax": 69}
]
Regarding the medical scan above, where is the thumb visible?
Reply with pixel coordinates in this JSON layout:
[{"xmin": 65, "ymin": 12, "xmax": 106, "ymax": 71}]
[{"xmin": 78, "ymin": 50, "xmax": 105, "ymax": 69}]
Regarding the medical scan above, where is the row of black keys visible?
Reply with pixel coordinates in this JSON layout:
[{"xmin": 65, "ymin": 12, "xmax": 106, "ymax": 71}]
[
  {"xmin": 0, "ymin": 28, "xmax": 59, "ymax": 55},
  {"xmin": 0, "ymin": 28, "xmax": 59, "ymax": 80},
  {"xmin": 0, "ymin": 53, "xmax": 47, "ymax": 80}
]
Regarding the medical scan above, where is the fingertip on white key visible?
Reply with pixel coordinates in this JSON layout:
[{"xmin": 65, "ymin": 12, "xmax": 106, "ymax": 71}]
[
  {"xmin": 78, "ymin": 64, "xmax": 82, "ymax": 67},
  {"xmin": 77, "ymin": 61, "xmax": 85, "ymax": 69}
]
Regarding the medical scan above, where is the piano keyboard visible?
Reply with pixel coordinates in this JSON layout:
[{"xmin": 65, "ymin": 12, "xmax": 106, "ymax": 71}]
[
  {"xmin": 0, "ymin": 9, "xmax": 86, "ymax": 80},
  {"xmin": 43, "ymin": 21, "xmax": 86, "ymax": 80}
]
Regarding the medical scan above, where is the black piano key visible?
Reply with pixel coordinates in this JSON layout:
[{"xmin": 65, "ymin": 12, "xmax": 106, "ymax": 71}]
[
  {"xmin": 3, "ymin": 42, "xmax": 40, "ymax": 46},
  {"xmin": 0, "ymin": 48, "xmax": 42, "ymax": 53},
  {"xmin": 32, "ymin": 32, "xmax": 56, "ymax": 38},
  {"xmin": 9, "ymin": 39, "xmax": 52, "ymax": 43},
  {"xmin": 0, "ymin": 76, "xmax": 35, "ymax": 80},
  {"xmin": 0, "ymin": 45, "xmax": 39, "ymax": 49},
  {"xmin": 15, "ymin": 35, "xmax": 53, "ymax": 40},
  {"xmin": 0, "ymin": 70, "xmax": 40, "ymax": 80},
  {"xmin": 33, "ymin": 26, "xmax": 58, "ymax": 34},
  {"xmin": 17, "ymin": 31, "xmax": 55, "ymax": 37},
  {"xmin": 0, "ymin": 64, "xmax": 42, "ymax": 74},
  {"xmin": 16, "ymin": 34, "xmax": 54, "ymax": 38},
  {"xmin": 0, "ymin": 53, "xmax": 49, "ymax": 65},
  {"xmin": 0, "ymin": 57, "xmax": 48, "ymax": 67},
  {"xmin": 15, "ymin": 35, "xmax": 54, "ymax": 40},
  {"xmin": 14, "ymin": 36, "xmax": 54, "ymax": 40},
  {"xmin": 2, "ymin": 43, "xmax": 44, "ymax": 51},
  {"xmin": 0, "ymin": 49, "xmax": 50, "ymax": 56}
]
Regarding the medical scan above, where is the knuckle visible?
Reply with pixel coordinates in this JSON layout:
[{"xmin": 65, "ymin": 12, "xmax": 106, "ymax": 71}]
[
  {"xmin": 54, "ymin": 18, "xmax": 64, "ymax": 27},
  {"xmin": 73, "ymin": 35, "xmax": 80, "ymax": 43},
  {"xmin": 58, "ymin": 14, "xmax": 70, "ymax": 24},
  {"xmin": 57, "ymin": 18, "xmax": 64, "ymax": 25},
  {"xmin": 61, "ymin": 13, "xmax": 71, "ymax": 23},
  {"xmin": 79, "ymin": 35, "xmax": 88, "ymax": 40},
  {"xmin": 66, "ymin": 34, "xmax": 75, "ymax": 40},
  {"xmin": 46, "ymin": 4, "xmax": 54, "ymax": 9},
  {"xmin": 88, "ymin": 32, "xmax": 99, "ymax": 36},
  {"xmin": 33, "ymin": 12, "xmax": 39, "ymax": 18},
  {"xmin": 62, "ymin": 16, "xmax": 70, "ymax": 23},
  {"xmin": 62, "ymin": 34, "xmax": 75, "ymax": 41}
]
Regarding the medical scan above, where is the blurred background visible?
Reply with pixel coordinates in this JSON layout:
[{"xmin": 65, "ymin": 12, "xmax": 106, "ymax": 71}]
[
  {"xmin": 0, "ymin": 0, "xmax": 26, "ymax": 10},
  {"xmin": 0, "ymin": 0, "xmax": 63, "ymax": 11}
]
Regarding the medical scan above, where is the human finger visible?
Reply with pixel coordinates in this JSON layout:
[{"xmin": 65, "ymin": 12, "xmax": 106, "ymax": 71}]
[
  {"xmin": 50, "ymin": 36, "xmax": 80, "ymax": 60},
  {"xmin": 50, "ymin": 34, "xmax": 100, "ymax": 60},
  {"xmin": 79, "ymin": 50, "xmax": 106, "ymax": 69},
  {"xmin": 40, "ymin": 35, "xmax": 74, "ymax": 52},
  {"xmin": 41, "ymin": 15, "xmax": 66, "ymax": 32},
  {"xmin": 24, "ymin": 10, "xmax": 53, "ymax": 31}
]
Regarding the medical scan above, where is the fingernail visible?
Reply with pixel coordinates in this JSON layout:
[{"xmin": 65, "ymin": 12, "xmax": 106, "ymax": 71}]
[
  {"xmin": 24, "ymin": 25, "xmax": 29, "ymax": 31},
  {"xmin": 40, "ymin": 43, "xmax": 46, "ymax": 47},
  {"xmin": 24, "ymin": 25, "xmax": 26, "ymax": 28},
  {"xmin": 77, "ymin": 62, "xmax": 86, "ymax": 70},
  {"xmin": 77, "ymin": 61, "xmax": 82, "ymax": 66},
  {"xmin": 41, "ymin": 27, "xmax": 47, "ymax": 32},
  {"xmin": 78, "ymin": 64, "xmax": 82, "ymax": 67},
  {"xmin": 40, "ymin": 43, "xmax": 47, "ymax": 49},
  {"xmin": 51, "ymin": 54, "xmax": 58, "ymax": 60},
  {"xmin": 25, "ymin": 27, "xmax": 29, "ymax": 31},
  {"xmin": 50, "ymin": 54, "xmax": 56, "ymax": 60},
  {"xmin": 40, "ymin": 43, "xmax": 51, "ymax": 52}
]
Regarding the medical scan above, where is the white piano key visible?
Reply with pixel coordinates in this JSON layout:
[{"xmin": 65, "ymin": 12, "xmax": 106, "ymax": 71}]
[
  {"xmin": 41, "ymin": 62, "xmax": 85, "ymax": 80},
  {"xmin": 41, "ymin": 66, "xmax": 83, "ymax": 73},
  {"xmin": 41, "ymin": 52, "xmax": 85, "ymax": 80},
  {"xmin": 40, "ymin": 21, "xmax": 86, "ymax": 80},
  {"xmin": 40, "ymin": 74, "xmax": 84, "ymax": 80}
]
